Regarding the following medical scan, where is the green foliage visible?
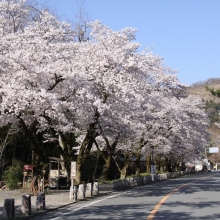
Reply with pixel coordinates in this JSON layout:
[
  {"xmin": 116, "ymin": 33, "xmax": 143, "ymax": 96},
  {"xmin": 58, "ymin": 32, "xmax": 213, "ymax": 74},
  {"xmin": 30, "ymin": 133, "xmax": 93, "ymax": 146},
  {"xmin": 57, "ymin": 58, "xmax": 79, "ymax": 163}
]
[
  {"xmin": 204, "ymin": 100, "xmax": 220, "ymax": 124},
  {"xmin": 206, "ymin": 86, "xmax": 220, "ymax": 97},
  {"xmin": 44, "ymin": 187, "xmax": 51, "ymax": 195},
  {"xmin": 3, "ymin": 160, "xmax": 23, "ymax": 189},
  {"xmin": 127, "ymin": 172, "xmax": 151, "ymax": 178},
  {"xmin": 98, "ymin": 179, "xmax": 113, "ymax": 184}
]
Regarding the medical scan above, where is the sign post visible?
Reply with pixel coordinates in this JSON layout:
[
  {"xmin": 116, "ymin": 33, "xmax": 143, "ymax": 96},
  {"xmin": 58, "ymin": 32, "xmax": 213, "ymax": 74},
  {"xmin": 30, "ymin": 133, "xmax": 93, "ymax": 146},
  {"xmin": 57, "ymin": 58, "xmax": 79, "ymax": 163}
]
[
  {"xmin": 70, "ymin": 161, "xmax": 76, "ymax": 201},
  {"xmin": 151, "ymin": 165, "xmax": 156, "ymax": 175},
  {"xmin": 23, "ymin": 164, "xmax": 34, "ymax": 190}
]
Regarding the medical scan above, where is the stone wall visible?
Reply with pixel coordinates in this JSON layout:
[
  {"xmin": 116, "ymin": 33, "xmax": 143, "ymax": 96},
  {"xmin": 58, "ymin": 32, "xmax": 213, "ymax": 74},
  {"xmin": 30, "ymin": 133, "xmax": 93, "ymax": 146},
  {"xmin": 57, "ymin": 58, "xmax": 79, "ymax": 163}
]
[{"xmin": 113, "ymin": 170, "xmax": 192, "ymax": 190}]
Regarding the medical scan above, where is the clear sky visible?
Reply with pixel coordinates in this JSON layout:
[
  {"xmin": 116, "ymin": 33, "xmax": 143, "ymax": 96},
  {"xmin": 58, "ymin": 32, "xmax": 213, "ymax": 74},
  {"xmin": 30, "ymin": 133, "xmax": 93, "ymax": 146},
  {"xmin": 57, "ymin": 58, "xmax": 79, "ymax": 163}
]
[{"xmin": 37, "ymin": 0, "xmax": 220, "ymax": 85}]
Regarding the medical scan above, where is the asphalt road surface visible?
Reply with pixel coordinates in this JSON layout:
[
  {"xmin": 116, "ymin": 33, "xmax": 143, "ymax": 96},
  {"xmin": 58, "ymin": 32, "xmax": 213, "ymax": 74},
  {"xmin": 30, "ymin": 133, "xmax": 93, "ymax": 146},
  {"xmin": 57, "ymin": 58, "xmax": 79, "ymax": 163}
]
[{"xmin": 32, "ymin": 171, "xmax": 220, "ymax": 220}]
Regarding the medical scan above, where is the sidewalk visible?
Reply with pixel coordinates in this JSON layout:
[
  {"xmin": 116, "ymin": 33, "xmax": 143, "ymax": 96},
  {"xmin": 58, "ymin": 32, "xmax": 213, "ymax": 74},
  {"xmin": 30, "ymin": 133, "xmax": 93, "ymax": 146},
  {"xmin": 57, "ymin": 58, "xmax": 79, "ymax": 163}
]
[{"xmin": 0, "ymin": 183, "xmax": 113, "ymax": 219}]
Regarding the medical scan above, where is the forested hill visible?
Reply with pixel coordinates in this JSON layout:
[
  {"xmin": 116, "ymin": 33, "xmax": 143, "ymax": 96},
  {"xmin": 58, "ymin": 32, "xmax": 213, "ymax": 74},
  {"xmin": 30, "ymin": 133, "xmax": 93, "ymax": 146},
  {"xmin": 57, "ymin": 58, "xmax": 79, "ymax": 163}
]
[
  {"xmin": 187, "ymin": 78, "xmax": 220, "ymax": 163},
  {"xmin": 187, "ymin": 78, "xmax": 220, "ymax": 101}
]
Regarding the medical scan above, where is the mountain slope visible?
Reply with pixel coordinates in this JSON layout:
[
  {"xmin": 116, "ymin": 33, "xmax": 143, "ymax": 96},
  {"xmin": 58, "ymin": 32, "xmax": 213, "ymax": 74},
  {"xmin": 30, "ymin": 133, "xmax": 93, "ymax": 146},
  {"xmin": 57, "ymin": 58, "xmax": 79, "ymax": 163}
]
[
  {"xmin": 187, "ymin": 78, "xmax": 220, "ymax": 164},
  {"xmin": 187, "ymin": 78, "xmax": 220, "ymax": 101}
]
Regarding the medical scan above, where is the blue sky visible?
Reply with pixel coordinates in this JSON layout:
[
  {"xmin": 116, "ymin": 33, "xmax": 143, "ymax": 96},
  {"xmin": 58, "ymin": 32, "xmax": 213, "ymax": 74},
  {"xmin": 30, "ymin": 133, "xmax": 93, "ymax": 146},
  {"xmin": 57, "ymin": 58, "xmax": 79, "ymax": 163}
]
[{"xmin": 37, "ymin": 0, "xmax": 220, "ymax": 85}]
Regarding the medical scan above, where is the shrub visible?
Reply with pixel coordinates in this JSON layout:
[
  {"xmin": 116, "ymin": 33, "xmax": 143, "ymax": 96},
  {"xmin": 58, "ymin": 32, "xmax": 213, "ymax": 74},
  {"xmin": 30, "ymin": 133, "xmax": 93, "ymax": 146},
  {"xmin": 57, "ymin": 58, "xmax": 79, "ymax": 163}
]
[{"xmin": 3, "ymin": 160, "xmax": 23, "ymax": 189}]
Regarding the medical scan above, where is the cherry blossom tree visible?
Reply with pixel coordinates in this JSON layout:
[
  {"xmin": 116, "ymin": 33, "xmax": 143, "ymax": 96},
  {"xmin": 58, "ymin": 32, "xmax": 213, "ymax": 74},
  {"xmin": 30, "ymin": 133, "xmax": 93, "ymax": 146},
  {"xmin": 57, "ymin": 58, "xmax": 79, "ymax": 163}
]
[
  {"xmin": 0, "ymin": 1, "xmax": 210, "ymax": 183},
  {"xmin": 130, "ymin": 94, "xmax": 209, "ymax": 172},
  {"xmin": 0, "ymin": 3, "xmax": 79, "ymax": 165},
  {"xmin": 0, "ymin": 0, "xmax": 42, "ymax": 35},
  {"xmin": 76, "ymin": 21, "xmax": 189, "ymax": 179}
]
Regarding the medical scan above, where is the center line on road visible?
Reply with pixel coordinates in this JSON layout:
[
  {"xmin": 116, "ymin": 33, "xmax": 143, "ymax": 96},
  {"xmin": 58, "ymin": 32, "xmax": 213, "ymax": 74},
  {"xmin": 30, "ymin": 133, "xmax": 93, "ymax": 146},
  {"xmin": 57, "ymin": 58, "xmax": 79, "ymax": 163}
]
[
  {"xmin": 147, "ymin": 183, "xmax": 189, "ymax": 220},
  {"xmin": 147, "ymin": 175, "xmax": 212, "ymax": 220}
]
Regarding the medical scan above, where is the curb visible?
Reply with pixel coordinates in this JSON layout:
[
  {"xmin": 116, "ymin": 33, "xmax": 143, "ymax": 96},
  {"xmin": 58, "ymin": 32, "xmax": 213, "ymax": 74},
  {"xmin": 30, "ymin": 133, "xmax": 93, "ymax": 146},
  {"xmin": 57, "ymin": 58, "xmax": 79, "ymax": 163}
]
[{"xmin": 15, "ymin": 190, "xmax": 114, "ymax": 220}]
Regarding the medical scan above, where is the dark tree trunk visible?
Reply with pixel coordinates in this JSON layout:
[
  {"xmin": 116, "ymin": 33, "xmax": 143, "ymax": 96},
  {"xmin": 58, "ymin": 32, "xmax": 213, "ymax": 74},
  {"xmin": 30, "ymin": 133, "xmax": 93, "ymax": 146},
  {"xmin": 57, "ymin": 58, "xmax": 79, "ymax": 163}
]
[
  {"xmin": 146, "ymin": 154, "xmax": 151, "ymax": 174},
  {"xmin": 99, "ymin": 153, "xmax": 112, "ymax": 181},
  {"xmin": 135, "ymin": 146, "xmax": 141, "ymax": 176}
]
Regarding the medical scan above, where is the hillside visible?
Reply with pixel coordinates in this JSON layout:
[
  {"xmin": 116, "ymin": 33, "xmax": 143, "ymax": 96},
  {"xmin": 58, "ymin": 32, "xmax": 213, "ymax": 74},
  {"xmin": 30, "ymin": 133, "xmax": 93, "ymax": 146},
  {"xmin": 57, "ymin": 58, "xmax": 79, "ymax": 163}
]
[
  {"xmin": 187, "ymin": 78, "xmax": 220, "ymax": 101},
  {"xmin": 187, "ymin": 78, "xmax": 220, "ymax": 164}
]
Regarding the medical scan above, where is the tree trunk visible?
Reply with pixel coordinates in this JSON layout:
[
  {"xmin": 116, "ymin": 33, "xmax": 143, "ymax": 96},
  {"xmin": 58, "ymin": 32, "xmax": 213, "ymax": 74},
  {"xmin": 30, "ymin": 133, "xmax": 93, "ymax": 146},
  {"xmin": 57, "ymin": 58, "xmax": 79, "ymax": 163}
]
[
  {"xmin": 92, "ymin": 153, "xmax": 100, "ymax": 181},
  {"xmin": 75, "ymin": 130, "xmax": 96, "ymax": 184},
  {"xmin": 159, "ymin": 156, "xmax": 166, "ymax": 173},
  {"xmin": 96, "ymin": 134, "xmax": 119, "ymax": 181},
  {"xmin": 135, "ymin": 146, "xmax": 141, "ymax": 176},
  {"xmin": 99, "ymin": 153, "xmax": 112, "ymax": 181},
  {"xmin": 146, "ymin": 154, "xmax": 151, "ymax": 174},
  {"xmin": 75, "ymin": 109, "xmax": 99, "ymax": 184},
  {"xmin": 75, "ymin": 143, "xmax": 86, "ymax": 185},
  {"xmin": 157, "ymin": 155, "xmax": 161, "ymax": 173},
  {"xmin": 120, "ymin": 167, "xmax": 127, "ymax": 179},
  {"xmin": 75, "ymin": 162, "xmax": 82, "ymax": 185},
  {"xmin": 165, "ymin": 157, "xmax": 172, "ymax": 172},
  {"xmin": 18, "ymin": 118, "xmax": 44, "ymax": 165},
  {"xmin": 113, "ymin": 152, "xmax": 130, "ymax": 180}
]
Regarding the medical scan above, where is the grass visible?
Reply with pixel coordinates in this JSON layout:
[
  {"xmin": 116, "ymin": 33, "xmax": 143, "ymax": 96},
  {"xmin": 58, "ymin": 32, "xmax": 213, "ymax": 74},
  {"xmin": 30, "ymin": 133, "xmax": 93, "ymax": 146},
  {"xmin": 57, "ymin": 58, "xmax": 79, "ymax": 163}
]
[{"xmin": 98, "ymin": 179, "xmax": 113, "ymax": 185}]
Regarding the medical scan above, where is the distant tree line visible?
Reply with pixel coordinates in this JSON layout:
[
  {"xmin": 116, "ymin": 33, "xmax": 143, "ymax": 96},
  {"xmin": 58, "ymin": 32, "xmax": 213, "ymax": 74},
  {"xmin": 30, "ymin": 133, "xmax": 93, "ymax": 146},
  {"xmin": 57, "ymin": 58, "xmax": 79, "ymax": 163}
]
[{"xmin": 191, "ymin": 78, "xmax": 220, "ymax": 88}]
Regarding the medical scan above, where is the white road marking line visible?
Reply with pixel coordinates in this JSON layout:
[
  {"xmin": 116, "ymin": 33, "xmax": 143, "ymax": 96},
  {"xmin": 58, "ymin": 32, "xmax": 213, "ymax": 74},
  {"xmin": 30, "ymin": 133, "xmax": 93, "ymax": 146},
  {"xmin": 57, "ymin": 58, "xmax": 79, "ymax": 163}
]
[
  {"xmin": 50, "ymin": 181, "xmax": 173, "ymax": 219},
  {"xmin": 50, "ymin": 193, "xmax": 122, "ymax": 220}
]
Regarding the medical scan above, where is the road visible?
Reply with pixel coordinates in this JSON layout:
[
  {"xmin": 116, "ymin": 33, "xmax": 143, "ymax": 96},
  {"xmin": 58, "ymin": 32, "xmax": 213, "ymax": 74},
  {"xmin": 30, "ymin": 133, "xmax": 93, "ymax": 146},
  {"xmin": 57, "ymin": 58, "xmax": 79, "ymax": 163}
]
[{"xmin": 32, "ymin": 172, "xmax": 220, "ymax": 220}]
